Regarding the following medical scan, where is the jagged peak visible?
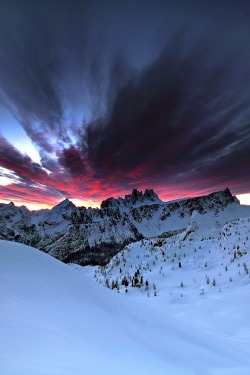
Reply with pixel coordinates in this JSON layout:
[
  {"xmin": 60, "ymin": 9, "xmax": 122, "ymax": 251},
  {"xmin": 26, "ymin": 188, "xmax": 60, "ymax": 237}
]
[
  {"xmin": 165, "ymin": 187, "xmax": 239, "ymax": 217},
  {"xmin": 131, "ymin": 188, "xmax": 143, "ymax": 197},
  {"xmin": 52, "ymin": 198, "xmax": 76, "ymax": 211},
  {"xmin": 206, "ymin": 188, "xmax": 239, "ymax": 205},
  {"xmin": 1, "ymin": 201, "xmax": 17, "ymax": 212},
  {"xmin": 7, "ymin": 201, "xmax": 15, "ymax": 207},
  {"xmin": 125, "ymin": 188, "xmax": 160, "ymax": 202},
  {"xmin": 210, "ymin": 187, "xmax": 231, "ymax": 196},
  {"xmin": 0, "ymin": 187, "xmax": 239, "ymax": 214},
  {"xmin": 124, "ymin": 189, "xmax": 142, "ymax": 203},
  {"xmin": 144, "ymin": 188, "xmax": 160, "ymax": 200},
  {"xmin": 101, "ymin": 188, "xmax": 162, "ymax": 209}
]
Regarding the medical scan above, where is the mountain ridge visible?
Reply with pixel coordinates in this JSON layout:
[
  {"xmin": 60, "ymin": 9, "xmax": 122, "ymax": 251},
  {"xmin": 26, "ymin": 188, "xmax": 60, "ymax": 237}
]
[
  {"xmin": 0, "ymin": 186, "xmax": 239, "ymax": 212},
  {"xmin": 0, "ymin": 187, "xmax": 248, "ymax": 265}
]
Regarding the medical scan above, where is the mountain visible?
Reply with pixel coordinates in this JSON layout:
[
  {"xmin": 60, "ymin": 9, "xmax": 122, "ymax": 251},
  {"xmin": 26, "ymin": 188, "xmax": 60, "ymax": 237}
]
[
  {"xmin": 94, "ymin": 212, "xmax": 250, "ymax": 297},
  {"xmin": 1, "ymin": 240, "xmax": 250, "ymax": 374},
  {"xmin": 0, "ymin": 188, "xmax": 249, "ymax": 265},
  {"xmin": 101, "ymin": 188, "xmax": 163, "ymax": 209},
  {"xmin": 1, "ymin": 191, "xmax": 250, "ymax": 374}
]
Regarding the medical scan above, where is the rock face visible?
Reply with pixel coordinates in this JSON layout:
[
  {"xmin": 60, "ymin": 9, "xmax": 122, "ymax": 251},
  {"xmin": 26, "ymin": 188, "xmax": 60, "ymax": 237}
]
[{"xmin": 0, "ymin": 188, "xmax": 241, "ymax": 265}]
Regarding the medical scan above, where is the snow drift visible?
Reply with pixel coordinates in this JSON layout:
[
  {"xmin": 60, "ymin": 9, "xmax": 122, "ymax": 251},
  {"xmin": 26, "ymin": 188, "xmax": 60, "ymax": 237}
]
[{"xmin": 1, "ymin": 240, "xmax": 250, "ymax": 375}]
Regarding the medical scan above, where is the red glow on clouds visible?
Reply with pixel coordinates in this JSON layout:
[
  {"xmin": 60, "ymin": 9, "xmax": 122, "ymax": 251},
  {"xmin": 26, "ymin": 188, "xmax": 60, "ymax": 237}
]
[
  {"xmin": 1, "ymin": 172, "xmax": 249, "ymax": 210},
  {"xmin": 0, "ymin": 135, "xmax": 250, "ymax": 209},
  {"xmin": 0, "ymin": 185, "xmax": 56, "ymax": 209},
  {"xmin": 1, "ymin": 1, "xmax": 250, "ymax": 209}
]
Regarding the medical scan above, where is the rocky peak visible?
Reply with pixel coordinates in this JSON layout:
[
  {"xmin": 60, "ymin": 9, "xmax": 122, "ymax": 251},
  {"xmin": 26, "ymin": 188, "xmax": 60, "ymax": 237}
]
[
  {"xmin": 131, "ymin": 188, "xmax": 143, "ymax": 198},
  {"xmin": 100, "ymin": 197, "xmax": 120, "ymax": 210},
  {"xmin": 143, "ymin": 189, "xmax": 160, "ymax": 201},
  {"xmin": 3, "ymin": 202, "xmax": 16, "ymax": 212},
  {"xmin": 124, "ymin": 189, "xmax": 143, "ymax": 205},
  {"xmin": 205, "ymin": 188, "xmax": 239, "ymax": 207},
  {"xmin": 51, "ymin": 198, "xmax": 76, "ymax": 212},
  {"xmin": 0, "ymin": 186, "xmax": 246, "ymax": 267},
  {"xmin": 101, "ymin": 188, "xmax": 162, "ymax": 209},
  {"xmin": 8, "ymin": 202, "xmax": 15, "ymax": 208},
  {"xmin": 0, "ymin": 201, "xmax": 18, "ymax": 216},
  {"xmin": 124, "ymin": 188, "xmax": 161, "ymax": 205}
]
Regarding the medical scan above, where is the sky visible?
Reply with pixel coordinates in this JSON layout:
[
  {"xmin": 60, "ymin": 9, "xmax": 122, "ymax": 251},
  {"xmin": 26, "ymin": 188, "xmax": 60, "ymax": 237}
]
[{"xmin": 0, "ymin": 0, "xmax": 250, "ymax": 210}]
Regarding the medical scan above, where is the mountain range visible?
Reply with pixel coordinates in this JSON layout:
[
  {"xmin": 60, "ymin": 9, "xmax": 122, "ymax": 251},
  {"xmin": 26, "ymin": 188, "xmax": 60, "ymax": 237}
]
[
  {"xmin": 0, "ymin": 187, "xmax": 249, "ymax": 266},
  {"xmin": 1, "ymin": 188, "xmax": 250, "ymax": 374}
]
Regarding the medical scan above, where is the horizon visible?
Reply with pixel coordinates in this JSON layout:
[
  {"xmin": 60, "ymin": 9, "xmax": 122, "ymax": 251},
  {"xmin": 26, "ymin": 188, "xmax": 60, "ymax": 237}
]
[
  {"xmin": 0, "ymin": 1, "xmax": 250, "ymax": 208},
  {"xmin": 0, "ymin": 187, "xmax": 249, "ymax": 211}
]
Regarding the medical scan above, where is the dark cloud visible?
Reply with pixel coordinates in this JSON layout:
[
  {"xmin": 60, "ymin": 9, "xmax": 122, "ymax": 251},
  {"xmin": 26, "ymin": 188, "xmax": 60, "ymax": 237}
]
[
  {"xmin": 0, "ymin": 0, "xmax": 250, "ymax": 205},
  {"xmin": 85, "ymin": 23, "xmax": 250, "ymax": 193},
  {"xmin": 0, "ymin": 136, "xmax": 73, "ymax": 199},
  {"xmin": 0, "ymin": 136, "xmax": 48, "ymax": 182},
  {"xmin": 0, "ymin": 0, "xmax": 89, "ymax": 152},
  {"xmin": 58, "ymin": 145, "xmax": 86, "ymax": 177}
]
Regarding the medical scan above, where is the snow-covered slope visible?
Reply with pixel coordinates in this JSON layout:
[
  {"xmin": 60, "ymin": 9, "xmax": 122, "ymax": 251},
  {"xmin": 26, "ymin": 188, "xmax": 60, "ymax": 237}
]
[
  {"xmin": 1, "ymin": 240, "xmax": 250, "ymax": 375},
  {"xmin": 94, "ymin": 215, "xmax": 250, "ymax": 298},
  {"xmin": 0, "ymin": 188, "xmax": 249, "ymax": 265}
]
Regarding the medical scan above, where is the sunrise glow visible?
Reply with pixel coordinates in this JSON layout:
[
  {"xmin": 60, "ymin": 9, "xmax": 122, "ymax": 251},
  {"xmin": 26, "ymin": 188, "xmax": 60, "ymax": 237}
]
[{"xmin": 0, "ymin": 1, "xmax": 249, "ymax": 209}]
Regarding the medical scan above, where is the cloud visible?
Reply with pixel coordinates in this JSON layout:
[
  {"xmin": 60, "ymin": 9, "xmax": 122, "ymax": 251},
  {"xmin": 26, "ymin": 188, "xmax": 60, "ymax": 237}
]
[
  {"xmin": 0, "ymin": 0, "xmax": 89, "ymax": 152},
  {"xmin": 0, "ymin": 136, "xmax": 73, "ymax": 199},
  {"xmin": 58, "ymin": 145, "xmax": 86, "ymax": 177},
  {"xmin": 0, "ymin": 183, "xmax": 61, "ymax": 207},
  {"xmin": 0, "ymin": 137, "xmax": 48, "ymax": 182},
  {"xmin": 0, "ymin": 0, "xmax": 250, "ymax": 206},
  {"xmin": 85, "ymin": 28, "xmax": 250, "ymax": 194}
]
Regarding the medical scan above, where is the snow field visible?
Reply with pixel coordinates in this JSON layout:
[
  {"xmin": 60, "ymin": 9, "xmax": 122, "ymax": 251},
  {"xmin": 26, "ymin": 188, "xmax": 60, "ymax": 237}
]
[{"xmin": 1, "ymin": 239, "xmax": 250, "ymax": 374}]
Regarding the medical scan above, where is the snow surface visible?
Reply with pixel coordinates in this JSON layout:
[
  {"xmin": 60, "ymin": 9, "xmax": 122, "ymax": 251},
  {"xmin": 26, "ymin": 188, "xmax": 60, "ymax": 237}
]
[{"xmin": 1, "ymin": 240, "xmax": 250, "ymax": 375}]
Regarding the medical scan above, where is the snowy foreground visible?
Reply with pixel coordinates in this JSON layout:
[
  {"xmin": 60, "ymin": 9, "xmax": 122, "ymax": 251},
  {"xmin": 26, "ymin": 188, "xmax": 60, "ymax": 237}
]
[{"xmin": 1, "ymin": 240, "xmax": 250, "ymax": 375}]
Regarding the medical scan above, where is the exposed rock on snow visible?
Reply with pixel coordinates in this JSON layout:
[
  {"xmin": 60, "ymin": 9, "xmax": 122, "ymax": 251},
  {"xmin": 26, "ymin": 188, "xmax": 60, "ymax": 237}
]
[{"xmin": 0, "ymin": 188, "xmax": 248, "ymax": 265}]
